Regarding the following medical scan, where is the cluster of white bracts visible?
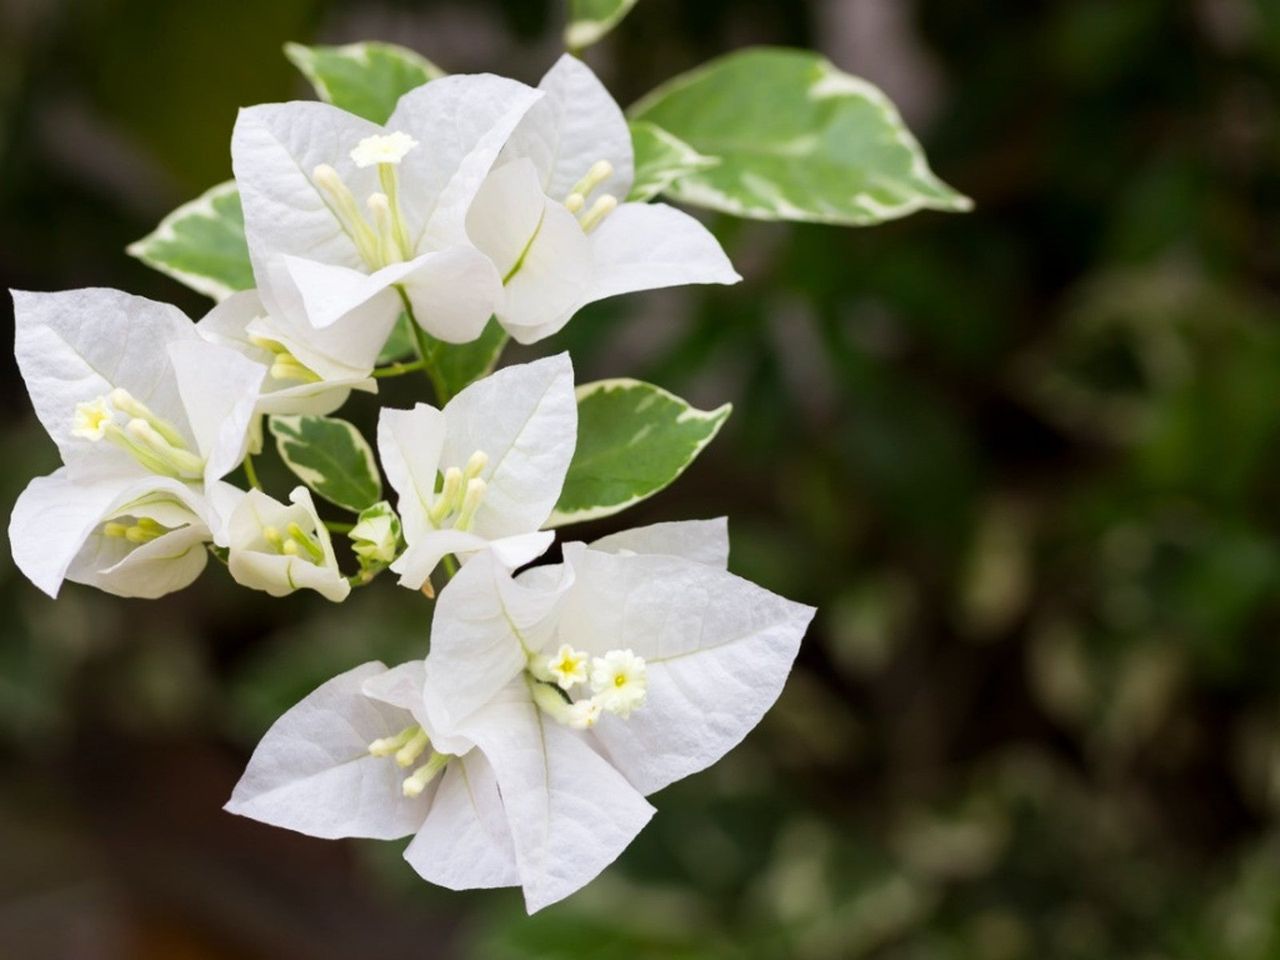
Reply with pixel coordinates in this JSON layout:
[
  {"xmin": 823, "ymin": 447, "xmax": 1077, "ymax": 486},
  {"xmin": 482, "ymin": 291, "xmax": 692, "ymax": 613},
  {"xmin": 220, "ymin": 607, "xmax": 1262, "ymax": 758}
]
[{"xmin": 7, "ymin": 55, "xmax": 811, "ymax": 913}]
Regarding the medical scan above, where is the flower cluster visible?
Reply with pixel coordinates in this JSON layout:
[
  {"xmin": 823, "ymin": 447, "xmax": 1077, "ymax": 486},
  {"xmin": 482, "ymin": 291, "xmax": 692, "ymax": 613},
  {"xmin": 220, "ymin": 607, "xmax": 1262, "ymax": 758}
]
[{"xmin": 9, "ymin": 55, "xmax": 812, "ymax": 912}]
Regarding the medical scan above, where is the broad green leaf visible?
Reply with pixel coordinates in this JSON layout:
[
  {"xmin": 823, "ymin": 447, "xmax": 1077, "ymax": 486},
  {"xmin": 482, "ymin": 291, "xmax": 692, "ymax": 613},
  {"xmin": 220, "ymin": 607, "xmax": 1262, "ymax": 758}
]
[
  {"xmin": 629, "ymin": 47, "xmax": 972, "ymax": 226},
  {"xmin": 548, "ymin": 379, "xmax": 731, "ymax": 526},
  {"xmin": 126, "ymin": 181, "xmax": 253, "ymax": 301},
  {"xmin": 628, "ymin": 120, "xmax": 719, "ymax": 202},
  {"xmin": 565, "ymin": 0, "xmax": 640, "ymax": 52},
  {"xmin": 284, "ymin": 41, "xmax": 444, "ymax": 125},
  {"xmin": 418, "ymin": 320, "xmax": 510, "ymax": 402},
  {"xmin": 268, "ymin": 415, "xmax": 382, "ymax": 513}
]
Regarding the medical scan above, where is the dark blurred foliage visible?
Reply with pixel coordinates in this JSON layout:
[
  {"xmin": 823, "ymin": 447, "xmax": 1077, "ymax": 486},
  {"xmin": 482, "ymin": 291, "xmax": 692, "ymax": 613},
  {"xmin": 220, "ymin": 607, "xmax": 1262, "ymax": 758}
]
[{"xmin": 5, "ymin": 0, "xmax": 1280, "ymax": 956}]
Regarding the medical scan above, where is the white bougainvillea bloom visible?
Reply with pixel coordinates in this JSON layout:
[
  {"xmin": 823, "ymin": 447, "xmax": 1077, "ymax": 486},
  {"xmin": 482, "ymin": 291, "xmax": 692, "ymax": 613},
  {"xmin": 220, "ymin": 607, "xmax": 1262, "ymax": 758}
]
[
  {"xmin": 224, "ymin": 519, "xmax": 813, "ymax": 912},
  {"xmin": 231, "ymin": 74, "xmax": 543, "ymax": 352},
  {"xmin": 8, "ymin": 288, "xmax": 265, "ymax": 598},
  {"xmin": 465, "ymin": 55, "xmax": 741, "ymax": 344},
  {"xmin": 376, "ymin": 353, "xmax": 576, "ymax": 589},
  {"xmin": 227, "ymin": 486, "xmax": 350, "ymax": 602},
  {"xmin": 196, "ymin": 290, "xmax": 376, "ymax": 436}
]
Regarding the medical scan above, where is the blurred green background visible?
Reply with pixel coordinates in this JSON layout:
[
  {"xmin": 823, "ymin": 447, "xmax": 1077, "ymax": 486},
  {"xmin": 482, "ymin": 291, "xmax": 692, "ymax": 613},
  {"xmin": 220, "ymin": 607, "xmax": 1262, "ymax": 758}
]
[{"xmin": 5, "ymin": 0, "xmax": 1280, "ymax": 957}]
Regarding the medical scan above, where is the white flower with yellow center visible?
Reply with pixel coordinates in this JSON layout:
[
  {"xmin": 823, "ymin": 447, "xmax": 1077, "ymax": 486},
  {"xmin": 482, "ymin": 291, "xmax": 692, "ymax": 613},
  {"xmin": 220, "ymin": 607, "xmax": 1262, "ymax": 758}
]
[
  {"xmin": 376, "ymin": 353, "xmax": 576, "ymax": 589},
  {"xmin": 590, "ymin": 649, "xmax": 648, "ymax": 717},
  {"xmin": 231, "ymin": 73, "xmax": 544, "ymax": 355},
  {"xmin": 8, "ymin": 288, "xmax": 265, "ymax": 598},
  {"xmin": 545, "ymin": 643, "xmax": 590, "ymax": 690},
  {"xmin": 464, "ymin": 55, "xmax": 741, "ymax": 344},
  {"xmin": 225, "ymin": 519, "xmax": 813, "ymax": 914}
]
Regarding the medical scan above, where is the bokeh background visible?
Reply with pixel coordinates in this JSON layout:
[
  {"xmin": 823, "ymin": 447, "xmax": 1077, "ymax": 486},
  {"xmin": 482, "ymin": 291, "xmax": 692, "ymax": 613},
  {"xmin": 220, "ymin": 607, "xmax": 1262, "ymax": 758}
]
[{"xmin": 4, "ymin": 0, "xmax": 1280, "ymax": 956}]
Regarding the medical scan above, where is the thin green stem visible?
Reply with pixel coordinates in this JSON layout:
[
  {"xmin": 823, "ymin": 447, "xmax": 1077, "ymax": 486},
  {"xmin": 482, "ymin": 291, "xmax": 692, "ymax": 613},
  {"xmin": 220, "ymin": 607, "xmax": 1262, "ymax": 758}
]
[
  {"xmin": 441, "ymin": 554, "xmax": 459, "ymax": 580},
  {"xmin": 243, "ymin": 452, "xmax": 262, "ymax": 491},
  {"xmin": 372, "ymin": 359, "xmax": 428, "ymax": 378},
  {"xmin": 395, "ymin": 286, "xmax": 450, "ymax": 405},
  {"xmin": 325, "ymin": 520, "xmax": 355, "ymax": 534}
]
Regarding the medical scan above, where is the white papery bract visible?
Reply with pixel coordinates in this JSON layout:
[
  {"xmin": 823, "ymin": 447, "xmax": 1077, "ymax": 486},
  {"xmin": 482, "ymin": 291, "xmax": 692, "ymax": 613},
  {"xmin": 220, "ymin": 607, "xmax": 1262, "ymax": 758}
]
[
  {"xmin": 224, "ymin": 519, "xmax": 812, "ymax": 913},
  {"xmin": 466, "ymin": 55, "xmax": 741, "ymax": 344},
  {"xmin": 231, "ymin": 73, "xmax": 544, "ymax": 354},
  {"xmin": 197, "ymin": 290, "xmax": 376, "ymax": 442},
  {"xmin": 227, "ymin": 486, "xmax": 350, "ymax": 602},
  {"xmin": 376, "ymin": 353, "xmax": 576, "ymax": 589},
  {"xmin": 8, "ymin": 288, "xmax": 265, "ymax": 598}
]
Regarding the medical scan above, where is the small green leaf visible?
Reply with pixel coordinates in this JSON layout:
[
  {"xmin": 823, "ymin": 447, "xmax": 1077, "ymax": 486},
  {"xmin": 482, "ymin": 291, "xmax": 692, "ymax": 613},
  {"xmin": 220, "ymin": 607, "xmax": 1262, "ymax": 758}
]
[
  {"xmin": 377, "ymin": 314, "xmax": 418, "ymax": 365},
  {"xmin": 628, "ymin": 120, "xmax": 719, "ymax": 202},
  {"xmin": 269, "ymin": 415, "xmax": 382, "ymax": 513},
  {"xmin": 565, "ymin": 0, "xmax": 640, "ymax": 52},
  {"xmin": 630, "ymin": 47, "xmax": 972, "ymax": 226},
  {"xmin": 418, "ymin": 320, "xmax": 510, "ymax": 401},
  {"xmin": 127, "ymin": 181, "xmax": 253, "ymax": 301},
  {"xmin": 548, "ymin": 379, "xmax": 731, "ymax": 526},
  {"xmin": 284, "ymin": 41, "xmax": 444, "ymax": 125}
]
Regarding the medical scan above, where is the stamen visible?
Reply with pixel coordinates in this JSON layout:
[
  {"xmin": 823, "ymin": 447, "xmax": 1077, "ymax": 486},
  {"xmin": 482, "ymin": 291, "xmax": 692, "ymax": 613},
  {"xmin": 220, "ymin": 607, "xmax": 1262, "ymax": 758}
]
[
  {"xmin": 578, "ymin": 195, "xmax": 617, "ymax": 233},
  {"xmin": 462, "ymin": 450, "xmax": 489, "ymax": 482},
  {"xmin": 108, "ymin": 389, "xmax": 186, "ymax": 449},
  {"xmin": 369, "ymin": 724, "xmax": 419, "ymax": 757},
  {"xmin": 313, "ymin": 164, "xmax": 381, "ymax": 266},
  {"xmin": 564, "ymin": 192, "xmax": 586, "ymax": 214},
  {"xmin": 367, "ymin": 192, "xmax": 398, "ymax": 266},
  {"xmin": 402, "ymin": 751, "xmax": 448, "ymax": 798},
  {"xmin": 377, "ymin": 164, "xmax": 414, "ymax": 261},
  {"xmin": 126, "ymin": 419, "xmax": 205, "ymax": 480},
  {"xmin": 286, "ymin": 522, "xmax": 326, "ymax": 563},
  {"xmin": 395, "ymin": 728, "xmax": 431, "ymax": 768},
  {"xmin": 103, "ymin": 522, "xmax": 129, "ymax": 538},
  {"xmin": 262, "ymin": 526, "xmax": 284, "ymax": 550},
  {"xmin": 454, "ymin": 478, "xmax": 486, "ymax": 531},
  {"xmin": 569, "ymin": 160, "xmax": 614, "ymax": 201},
  {"xmin": 428, "ymin": 467, "xmax": 464, "ymax": 525},
  {"xmin": 269, "ymin": 355, "xmax": 322, "ymax": 384}
]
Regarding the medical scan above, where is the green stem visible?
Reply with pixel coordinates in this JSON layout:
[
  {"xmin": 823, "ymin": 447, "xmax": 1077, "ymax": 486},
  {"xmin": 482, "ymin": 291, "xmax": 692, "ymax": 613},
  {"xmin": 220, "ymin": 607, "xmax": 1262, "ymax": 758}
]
[
  {"xmin": 243, "ymin": 452, "xmax": 262, "ymax": 491},
  {"xmin": 372, "ymin": 359, "xmax": 428, "ymax": 378},
  {"xmin": 441, "ymin": 554, "xmax": 459, "ymax": 580},
  {"xmin": 395, "ymin": 286, "xmax": 450, "ymax": 405},
  {"xmin": 325, "ymin": 520, "xmax": 355, "ymax": 534}
]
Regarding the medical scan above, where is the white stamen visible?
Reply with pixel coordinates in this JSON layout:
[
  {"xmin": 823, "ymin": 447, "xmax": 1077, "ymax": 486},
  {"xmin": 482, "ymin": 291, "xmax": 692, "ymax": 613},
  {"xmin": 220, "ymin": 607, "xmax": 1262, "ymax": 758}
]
[
  {"xmin": 454, "ymin": 478, "xmax": 486, "ymax": 531},
  {"xmin": 579, "ymin": 195, "xmax": 617, "ymax": 233}
]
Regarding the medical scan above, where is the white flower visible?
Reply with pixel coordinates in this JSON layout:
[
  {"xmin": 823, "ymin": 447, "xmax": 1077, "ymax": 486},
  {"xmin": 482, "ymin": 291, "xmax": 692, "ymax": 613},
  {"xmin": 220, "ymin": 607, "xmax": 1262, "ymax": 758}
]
[
  {"xmin": 227, "ymin": 486, "xmax": 350, "ymax": 602},
  {"xmin": 465, "ymin": 55, "xmax": 741, "ymax": 344},
  {"xmin": 545, "ymin": 643, "xmax": 590, "ymax": 690},
  {"xmin": 231, "ymin": 74, "xmax": 544, "ymax": 353},
  {"xmin": 225, "ymin": 518, "xmax": 813, "ymax": 913},
  {"xmin": 376, "ymin": 353, "xmax": 576, "ymax": 589},
  {"xmin": 590, "ymin": 649, "xmax": 648, "ymax": 717},
  {"xmin": 8, "ymin": 288, "xmax": 265, "ymax": 598},
  {"xmin": 196, "ymin": 290, "xmax": 376, "ymax": 436}
]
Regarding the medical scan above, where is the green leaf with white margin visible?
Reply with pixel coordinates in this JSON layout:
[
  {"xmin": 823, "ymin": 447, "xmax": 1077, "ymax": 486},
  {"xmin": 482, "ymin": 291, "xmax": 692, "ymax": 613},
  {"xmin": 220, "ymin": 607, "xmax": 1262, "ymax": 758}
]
[
  {"xmin": 629, "ymin": 46, "xmax": 972, "ymax": 226},
  {"xmin": 548, "ymin": 380, "xmax": 731, "ymax": 526},
  {"xmin": 284, "ymin": 41, "xmax": 444, "ymax": 125},
  {"xmin": 126, "ymin": 181, "xmax": 253, "ymax": 301},
  {"xmin": 565, "ymin": 0, "xmax": 640, "ymax": 52},
  {"xmin": 628, "ymin": 120, "xmax": 719, "ymax": 202},
  {"xmin": 269, "ymin": 415, "xmax": 382, "ymax": 514}
]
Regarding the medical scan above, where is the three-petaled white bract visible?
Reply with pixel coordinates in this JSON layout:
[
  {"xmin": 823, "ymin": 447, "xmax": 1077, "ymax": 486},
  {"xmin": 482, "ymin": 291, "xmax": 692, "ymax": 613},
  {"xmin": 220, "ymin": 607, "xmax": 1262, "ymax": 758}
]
[
  {"xmin": 225, "ymin": 520, "xmax": 814, "ymax": 912},
  {"xmin": 469, "ymin": 55, "xmax": 741, "ymax": 343},
  {"xmin": 377, "ymin": 353, "xmax": 576, "ymax": 589},
  {"xmin": 227, "ymin": 485, "xmax": 351, "ymax": 602},
  {"xmin": 9, "ymin": 288, "xmax": 264, "ymax": 598}
]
